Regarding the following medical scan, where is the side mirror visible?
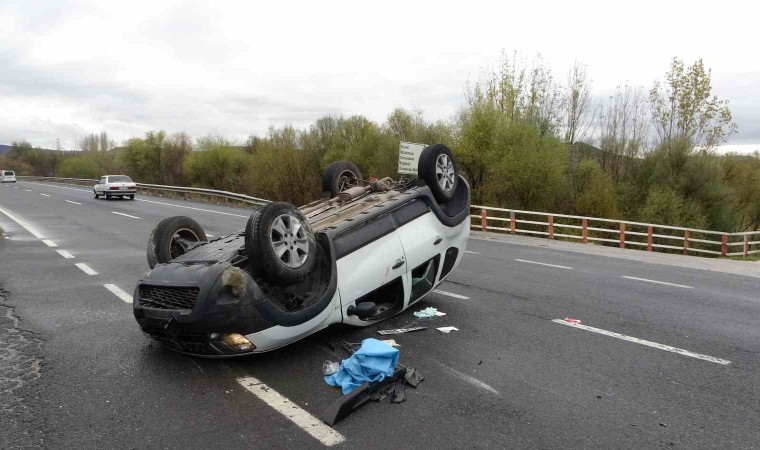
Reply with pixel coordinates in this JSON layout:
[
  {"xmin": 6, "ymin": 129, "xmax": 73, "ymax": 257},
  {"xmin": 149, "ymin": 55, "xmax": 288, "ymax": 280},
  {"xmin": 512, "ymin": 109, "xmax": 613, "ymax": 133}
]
[{"xmin": 347, "ymin": 302, "xmax": 377, "ymax": 320}]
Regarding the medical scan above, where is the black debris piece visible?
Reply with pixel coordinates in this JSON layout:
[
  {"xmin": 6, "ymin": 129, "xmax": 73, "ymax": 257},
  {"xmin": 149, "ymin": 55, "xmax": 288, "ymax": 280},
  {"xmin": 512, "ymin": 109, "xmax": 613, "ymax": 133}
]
[
  {"xmin": 390, "ymin": 381, "xmax": 406, "ymax": 403},
  {"xmin": 376, "ymin": 326, "xmax": 427, "ymax": 335},
  {"xmin": 404, "ymin": 368, "xmax": 424, "ymax": 388}
]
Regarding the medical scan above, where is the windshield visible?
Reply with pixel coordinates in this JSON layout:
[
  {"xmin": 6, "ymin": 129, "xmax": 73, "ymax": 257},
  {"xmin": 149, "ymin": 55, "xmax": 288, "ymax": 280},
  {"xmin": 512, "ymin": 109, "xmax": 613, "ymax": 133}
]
[
  {"xmin": 108, "ymin": 176, "xmax": 132, "ymax": 183},
  {"xmin": 5, "ymin": 171, "xmax": 14, "ymax": 176}
]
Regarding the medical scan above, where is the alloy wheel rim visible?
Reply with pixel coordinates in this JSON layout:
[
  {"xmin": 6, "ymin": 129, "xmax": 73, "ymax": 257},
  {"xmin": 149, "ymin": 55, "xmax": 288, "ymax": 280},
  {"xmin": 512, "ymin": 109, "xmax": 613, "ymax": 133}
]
[
  {"xmin": 435, "ymin": 154, "xmax": 456, "ymax": 191},
  {"xmin": 270, "ymin": 214, "xmax": 309, "ymax": 268}
]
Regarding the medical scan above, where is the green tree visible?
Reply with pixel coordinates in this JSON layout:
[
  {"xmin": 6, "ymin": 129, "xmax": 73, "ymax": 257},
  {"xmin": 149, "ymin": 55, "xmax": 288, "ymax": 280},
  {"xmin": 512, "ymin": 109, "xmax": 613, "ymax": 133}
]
[{"xmin": 570, "ymin": 159, "xmax": 619, "ymax": 218}]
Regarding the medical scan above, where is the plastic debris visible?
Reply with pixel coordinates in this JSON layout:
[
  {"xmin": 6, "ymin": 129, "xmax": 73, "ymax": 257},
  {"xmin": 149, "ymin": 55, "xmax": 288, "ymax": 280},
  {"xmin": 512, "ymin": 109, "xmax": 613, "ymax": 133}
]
[
  {"xmin": 563, "ymin": 317, "xmax": 581, "ymax": 324},
  {"xmin": 325, "ymin": 339, "xmax": 400, "ymax": 394},
  {"xmin": 377, "ymin": 326, "xmax": 427, "ymax": 335},
  {"xmin": 404, "ymin": 368, "xmax": 424, "ymax": 387},
  {"xmin": 390, "ymin": 381, "xmax": 406, "ymax": 403},
  {"xmin": 436, "ymin": 326, "xmax": 459, "ymax": 333},
  {"xmin": 413, "ymin": 307, "xmax": 446, "ymax": 318},
  {"xmin": 380, "ymin": 339, "xmax": 400, "ymax": 347},
  {"xmin": 322, "ymin": 361, "xmax": 340, "ymax": 376}
]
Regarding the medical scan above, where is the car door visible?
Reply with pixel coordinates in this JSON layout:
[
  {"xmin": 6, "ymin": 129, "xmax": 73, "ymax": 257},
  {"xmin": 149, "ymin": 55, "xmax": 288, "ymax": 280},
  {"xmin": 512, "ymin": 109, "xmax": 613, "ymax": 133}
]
[
  {"xmin": 334, "ymin": 213, "xmax": 410, "ymax": 324},
  {"xmin": 97, "ymin": 177, "xmax": 106, "ymax": 194},
  {"xmin": 394, "ymin": 199, "xmax": 444, "ymax": 304}
]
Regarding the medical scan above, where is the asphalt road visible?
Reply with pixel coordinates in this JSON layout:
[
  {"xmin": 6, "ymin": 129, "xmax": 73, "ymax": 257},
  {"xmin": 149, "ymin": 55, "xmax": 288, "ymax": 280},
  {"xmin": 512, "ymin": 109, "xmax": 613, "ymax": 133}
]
[{"xmin": 1, "ymin": 180, "xmax": 759, "ymax": 449}]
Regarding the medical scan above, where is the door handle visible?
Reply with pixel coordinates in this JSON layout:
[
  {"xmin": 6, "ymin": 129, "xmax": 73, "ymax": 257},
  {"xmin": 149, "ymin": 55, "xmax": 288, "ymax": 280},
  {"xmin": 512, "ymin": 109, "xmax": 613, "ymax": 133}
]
[
  {"xmin": 392, "ymin": 258, "xmax": 405, "ymax": 269},
  {"xmin": 433, "ymin": 236, "xmax": 442, "ymax": 245}
]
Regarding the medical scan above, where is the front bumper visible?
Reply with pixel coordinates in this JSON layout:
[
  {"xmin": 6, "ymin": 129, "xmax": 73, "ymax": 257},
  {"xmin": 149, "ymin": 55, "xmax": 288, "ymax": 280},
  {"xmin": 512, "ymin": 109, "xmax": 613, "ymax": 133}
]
[{"xmin": 133, "ymin": 262, "xmax": 273, "ymax": 356}]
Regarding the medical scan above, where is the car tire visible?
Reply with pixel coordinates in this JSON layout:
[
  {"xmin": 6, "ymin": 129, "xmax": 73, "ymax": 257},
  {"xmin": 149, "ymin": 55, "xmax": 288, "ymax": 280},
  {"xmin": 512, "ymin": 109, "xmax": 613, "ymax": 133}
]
[
  {"xmin": 147, "ymin": 216, "xmax": 207, "ymax": 269},
  {"xmin": 245, "ymin": 202, "xmax": 317, "ymax": 286},
  {"xmin": 418, "ymin": 144, "xmax": 458, "ymax": 203},
  {"xmin": 104, "ymin": 194, "xmax": 110, "ymax": 200},
  {"xmin": 322, "ymin": 160, "xmax": 362, "ymax": 197},
  {"xmin": 94, "ymin": 190, "xmax": 99, "ymax": 199},
  {"xmin": 129, "ymin": 195, "xmax": 135, "ymax": 200}
]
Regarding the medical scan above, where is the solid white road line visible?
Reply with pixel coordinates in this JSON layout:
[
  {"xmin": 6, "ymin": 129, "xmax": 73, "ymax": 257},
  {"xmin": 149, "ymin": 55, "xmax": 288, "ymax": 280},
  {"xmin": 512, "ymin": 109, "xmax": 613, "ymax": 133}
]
[
  {"xmin": 40, "ymin": 193, "xmax": 50, "ymax": 197},
  {"xmin": 42, "ymin": 239, "xmax": 58, "ymax": 247},
  {"xmin": 75, "ymin": 263, "xmax": 98, "ymax": 276},
  {"xmin": 515, "ymin": 259, "xmax": 573, "ymax": 270},
  {"xmin": 0, "ymin": 205, "xmax": 46, "ymax": 238},
  {"xmin": 464, "ymin": 250, "xmax": 480, "ymax": 254},
  {"xmin": 104, "ymin": 284, "xmax": 133, "ymax": 303},
  {"xmin": 238, "ymin": 376, "xmax": 345, "ymax": 447},
  {"xmin": 433, "ymin": 289, "xmax": 470, "ymax": 300},
  {"xmin": 56, "ymin": 250, "xmax": 75, "ymax": 259},
  {"xmin": 65, "ymin": 200, "xmax": 81, "ymax": 205},
  {"xmin": 112, "ymin": 211, "xmax": 141, "ymax": 219},
  {"xmin": 136, "ymin": 198, "xmax": 249, "ymax": 218},
  {"xmin": 552, "ymin": 319, "xmax": 731, "ymax": 365},
  {"xmin": 621, "ymin": 276, "xmax": 693, "ymax": 289}
]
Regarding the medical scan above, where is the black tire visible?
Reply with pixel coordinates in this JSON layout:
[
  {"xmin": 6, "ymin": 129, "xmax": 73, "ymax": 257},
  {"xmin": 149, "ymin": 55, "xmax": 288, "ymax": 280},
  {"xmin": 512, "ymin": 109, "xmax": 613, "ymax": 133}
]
[
  {"xmin": 245, "ymin": 202, "xmax": 317, "ymax": 286},
  {"xmin": 322, "ymin": 160, "xmax": 362, "ymax": 197},
  {"xmin": 104, "ymin": 194, "xmax": 110, "ymax": 200},
  {"xmin": 94, "ymin": 190, "xmax": 99, "ymax": 199},
  {"xmin": 418, "ymin": 144, "xmax": 459, "ymax": 203},
  {"xmin": 128, "ymin": 195, "xmax": 135, "ymax": 200},
  {"xmin": 147, "ymin": 216, "xmax": 207, "ymax": 269}
]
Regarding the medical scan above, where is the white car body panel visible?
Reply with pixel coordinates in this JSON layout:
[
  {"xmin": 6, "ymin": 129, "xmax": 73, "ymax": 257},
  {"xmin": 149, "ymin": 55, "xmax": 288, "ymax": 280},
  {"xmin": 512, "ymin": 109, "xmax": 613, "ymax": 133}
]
[{"xmin": 0, "ymin": 171, "xmax": 16, "ymax": 182}]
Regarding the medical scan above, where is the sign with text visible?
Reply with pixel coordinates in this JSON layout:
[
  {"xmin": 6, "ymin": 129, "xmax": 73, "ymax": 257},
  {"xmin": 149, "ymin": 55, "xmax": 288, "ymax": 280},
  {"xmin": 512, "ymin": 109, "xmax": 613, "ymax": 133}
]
[{"xmin": 398, "ymin": 142, "xmax": 427, "ymax": 175}]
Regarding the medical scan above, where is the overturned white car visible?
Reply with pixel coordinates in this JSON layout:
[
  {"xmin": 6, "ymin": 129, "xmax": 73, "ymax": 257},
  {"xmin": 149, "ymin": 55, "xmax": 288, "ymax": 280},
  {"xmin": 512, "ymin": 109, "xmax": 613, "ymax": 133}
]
[{"xmin": 133, "ymin": 144, "xmax": 470, "ymax": 357}]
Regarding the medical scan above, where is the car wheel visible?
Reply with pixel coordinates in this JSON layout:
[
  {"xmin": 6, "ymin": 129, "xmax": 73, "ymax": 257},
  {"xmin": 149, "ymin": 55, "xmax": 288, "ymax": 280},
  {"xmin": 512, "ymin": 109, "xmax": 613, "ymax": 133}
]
[
  {"xmin": 418, "ymin": 144, "xmax": 458, "ymax": 203},
  {"xmin": 322, "ymin": 160, "xmax": 362, "ymax": 197},
  {"xmin": 129, "ymin": 195, "xmax": 135, "ymax": 200},
  {"xmin": 93, "ymin": 190, "xmax": 99, "ymax": 199},
  {"xmin": 245, "ymin": 202, "xmax": 317, "ymax": 285},
  {"xmin": 147, "ymin": 216, "xmax": 207, "ymax": 269}
]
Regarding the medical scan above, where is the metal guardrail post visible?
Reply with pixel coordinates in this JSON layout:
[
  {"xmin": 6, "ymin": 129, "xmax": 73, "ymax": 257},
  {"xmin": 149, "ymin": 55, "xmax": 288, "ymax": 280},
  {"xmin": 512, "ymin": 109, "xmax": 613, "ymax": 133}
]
[
  {"xmin": 548, "ymin": 215, "xmax": 554, "ymax": 239},
  {"xmin": 480, "ymin": 209, "xmax": 487, "ymax": 232},
  {"xmin": 721, "ymin": 235, "xmax": 728, "ymax": 257},
  {"xmin": 647, "ymin": 226, "xmax": 653, "ymax": 251},
  {"xmin": 582, "ymin": 219, "xmax": 588, "ymax": 243},
  {"xmin": 619, "ymin": 223, "xmax": 625, "ymax": 249},
  {"xmin": 744, "ymin": 235, "xmax": 750, "ymax": 258},
  {"xmin": 684, "ymin": 230, "xmax": 690, "ymax": 255},
  {"xmin": 510, "ymin": 211, "xmax": 516, "ymax": 234}
]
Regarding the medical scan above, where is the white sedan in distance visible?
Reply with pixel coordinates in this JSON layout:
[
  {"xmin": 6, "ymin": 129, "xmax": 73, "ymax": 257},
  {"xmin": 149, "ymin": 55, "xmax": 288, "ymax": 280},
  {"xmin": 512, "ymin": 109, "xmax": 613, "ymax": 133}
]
[{"xmin": 94, "ymin": 175, "xmax": 137, "ymax": 200}]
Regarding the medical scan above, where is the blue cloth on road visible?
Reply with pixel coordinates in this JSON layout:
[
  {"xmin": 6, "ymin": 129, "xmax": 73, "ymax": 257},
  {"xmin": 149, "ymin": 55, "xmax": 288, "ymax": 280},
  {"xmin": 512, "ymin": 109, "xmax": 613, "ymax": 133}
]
[{"xmin": 324, "ymin": 338, "xmax": 400, "ymax": 394}]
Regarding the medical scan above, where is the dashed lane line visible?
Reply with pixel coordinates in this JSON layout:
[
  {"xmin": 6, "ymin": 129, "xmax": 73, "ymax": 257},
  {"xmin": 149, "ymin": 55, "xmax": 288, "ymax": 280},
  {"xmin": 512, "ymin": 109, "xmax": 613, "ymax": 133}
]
[
  {"xmin": 42, "ymin": 239, "xmax": 58, "ymax": 247},
  {"xmin": 104, "ymin": 284, "xmax": 133, "ymax": 303},
  {"xmin": 65, "ymin": 200, "xmax": 82, "ymax": 205},
  {"xmin": 75, "ymin": 263, "xmax": 98, "ymax": 276},
  {"xmin": 24, "ymin": 189, "xmax": 31, "ymax": 192},
  {"xmin": 515, "ymin": 259, "xmax": 573, "ymax": 270},
  {"xmin": 56, "ymin": 250, "xmax": 74, "ymax": 259},
  {"xmin": 621, "ymin": 276, "xmax": 693, "ymax": 289},
  {"xmin": 552, "ymin": 319, "xmax": 730, "ymax": 365},
  {"xmin": 238, "ymin": 376, "xmax": 345, "ymax": 447},
  {"xmin": 112, "ymin": 211, "xmax": 141, "ymax": 219},
  {"xmin": 464, "ymin": 250, "xmax": 480, "ymax": 254},
  {"xmin": 40, "ymin": 193, "xmax": 50, "ymax": 197},
  {"xmin": 433, "ymin": 289, "xmax": 470, "ymax": 300},
  {"xmin": 0, "ymin": 205, "xmax": 46, "ymax": 238}
]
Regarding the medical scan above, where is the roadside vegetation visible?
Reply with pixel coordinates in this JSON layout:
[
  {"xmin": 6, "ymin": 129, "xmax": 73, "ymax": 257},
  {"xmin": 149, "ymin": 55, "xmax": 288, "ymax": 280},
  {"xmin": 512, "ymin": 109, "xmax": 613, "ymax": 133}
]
[{"xmin": 1, "ymin": 55, "xmax": 758, "ymax": 232}]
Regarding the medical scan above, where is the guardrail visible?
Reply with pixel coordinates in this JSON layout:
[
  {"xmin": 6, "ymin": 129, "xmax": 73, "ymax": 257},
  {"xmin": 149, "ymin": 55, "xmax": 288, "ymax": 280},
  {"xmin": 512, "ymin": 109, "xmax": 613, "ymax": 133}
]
[
  {"xmin": 17, "ymin": 176, "xmax": 271, "ymax": 207},
  {"xmin": 471, "ymin": 205, "xmax": 760, "ymax": 258}
]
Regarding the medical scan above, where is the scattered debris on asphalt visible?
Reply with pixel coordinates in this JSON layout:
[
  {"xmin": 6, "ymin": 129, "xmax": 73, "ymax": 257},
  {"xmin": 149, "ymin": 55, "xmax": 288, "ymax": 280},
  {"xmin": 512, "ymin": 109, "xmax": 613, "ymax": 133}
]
[
  {"xmin": 436, "ymin": 326, "xmax": 459, "ymax": 333},
  {"xmin": 404, "ymin": 367, "xmax": 424, "ymax": 387},
  {"xmin": 325, "ymin": 338, "xmax": 400, "ymax": 394},
  {"xmin": 413, "ymin": 307, "xmax": 446, "ymax": 318},
  {"xmin": 381, "ymin": 339, "xmax": 400, "ymax": 347},
  {"xmin": 322, "ymin": 360, "xmax": 340, "ymax": 376},
  {"xmin": 563, "ymin": 317, "xmax": 581, "ymax": 324},
  {"xmin": 377, "ymin": 326, "xmax": 427, "ymax": 335}
]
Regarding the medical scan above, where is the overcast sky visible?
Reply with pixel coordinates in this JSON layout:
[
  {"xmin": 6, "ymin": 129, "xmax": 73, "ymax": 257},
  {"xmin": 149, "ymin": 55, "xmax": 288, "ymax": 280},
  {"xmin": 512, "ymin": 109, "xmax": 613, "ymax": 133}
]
[{"xmin": 1, "ymin": 0, "xmax": 758, "ymax": 152}]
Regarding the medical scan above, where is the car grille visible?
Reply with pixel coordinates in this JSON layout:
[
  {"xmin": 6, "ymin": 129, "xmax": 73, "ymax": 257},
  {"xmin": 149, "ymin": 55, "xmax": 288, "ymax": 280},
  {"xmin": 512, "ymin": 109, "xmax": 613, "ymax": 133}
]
[
  {"xmin": 138, "ymin": 286, "xmax": 200, "ymax": 310},
  {"xmin": 154, "ymin": 336, "xmax": 218, "ymax": 355}
]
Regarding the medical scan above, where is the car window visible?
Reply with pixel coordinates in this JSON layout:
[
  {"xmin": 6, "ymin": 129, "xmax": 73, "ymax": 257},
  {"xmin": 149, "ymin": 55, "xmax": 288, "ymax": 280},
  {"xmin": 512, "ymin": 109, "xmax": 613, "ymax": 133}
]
[
  {"xmin": 109, "ymin": 175, "xmax": 132, "ymax": 183},
  {"xmin": 6, "ymin": 171, "xmax": 14, "ymax": 176},
  {"xmin": 99, "ymin": 177, "xmax": 106, "ymax": 184}
]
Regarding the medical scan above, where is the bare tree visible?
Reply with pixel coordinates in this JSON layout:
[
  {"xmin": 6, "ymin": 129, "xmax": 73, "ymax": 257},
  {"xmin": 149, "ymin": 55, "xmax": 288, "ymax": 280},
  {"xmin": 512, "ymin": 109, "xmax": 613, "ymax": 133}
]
[
  {"xmin": 78, "ymin": 131, "xmax": 114, "ymax": 152},
  {"xmin": 597, "ymin": 84, "xmax": 648, "ymax": 180},
  {"xmin": 564, "ymin": 60, "xmax": 592, "ymax": 145}
]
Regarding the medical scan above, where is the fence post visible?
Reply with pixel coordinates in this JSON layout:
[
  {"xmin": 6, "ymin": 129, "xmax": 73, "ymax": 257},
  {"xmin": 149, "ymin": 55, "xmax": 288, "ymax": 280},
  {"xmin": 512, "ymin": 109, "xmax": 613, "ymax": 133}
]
[
  {"xmin": 582, "ymin": 219, "xmax": 588, "ymax": 244},
  {"xmin": 721, "ymin": 235, "xmax": 728, "ymax": 257},
  {"xmin": 510, "ymin": 211, "xmax": 516, "ymax": 234},
  {"xmin": 480, "ymin": 209, "xmax": 487, "ymax": 232},
  {"xmin": 744, "ymin": 235, "xmax": 750, "ymax": 258},
  {"xmin": 548, "ymin": 215, "xmax": 554, "ymax": 239},
  {"xmin": 647, "ymin": 226, "xmax": 653, "ymax": 252},
  {"xmin": 619, "ymin": 223, "xmax": 625, "ymax": 249},
  {"xmin": 683, "ymin": 230, "xmax": 690, "ymax": 256}
]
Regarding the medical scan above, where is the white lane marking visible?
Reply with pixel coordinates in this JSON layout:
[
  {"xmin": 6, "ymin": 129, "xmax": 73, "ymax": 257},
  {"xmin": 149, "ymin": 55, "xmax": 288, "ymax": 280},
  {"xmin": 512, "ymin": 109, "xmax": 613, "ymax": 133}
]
[
  {"xmin": 104, "ymin": 284, "xmax": 133, "ymax": 303},
  {"xmin": 24, "ymin": 189, "xmax": 32, "ymax": 192},
  {"xmin": 464, "ymin": 250, "xmax": 480, "ymax": 254},
  {"xmin": 56, "ymin": 250, "xmax": 75, "ymax": 259},
  {"xmin": 112, "ymin": 211, "xmax": 141, "ymax": 219},
  {"xmin": 206, "ymin": 234, "xmax": 215, "ymax": 237},
  {"xmin": 433, "ymin": 289, "xmax": 470, "ymax": 300},
  {"xmin": 75, "ymin": 263, "xmax": 98, "ymax": 276},
  {"xmin": 42, "ymin": 239, "xmax": 58, "ymax": 247},
  {"xmin": 65, "ymin": 200, "xmax": 82, "ymax": 205},
  {"xmin": 238, "ymin": 376, "xmax": 345, "ymax": 447},
  {"xmin": 621, "ymin": 276, "xmax": 693, "ymax": 289},
  {"xmin": 435, "ymin": 362, "xmax": 499, "ymax": 395},
  {"xmin": 552, "ymin": 319, "xmax": 731, "ymax": 365},
  {"xmin": 0, "ymin": 205, "xmax": 46, "ymax": 238},
  {"xmin": 136, "ymin": 198, "xmax": 249, "ymax": 218},
  {"xmin": 515, "ymin": 259, "xmax": 573, "ymax": 270},
  {"xmin": 40, "ymin": 193, "xmax": 50, "ymax": 197}
]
